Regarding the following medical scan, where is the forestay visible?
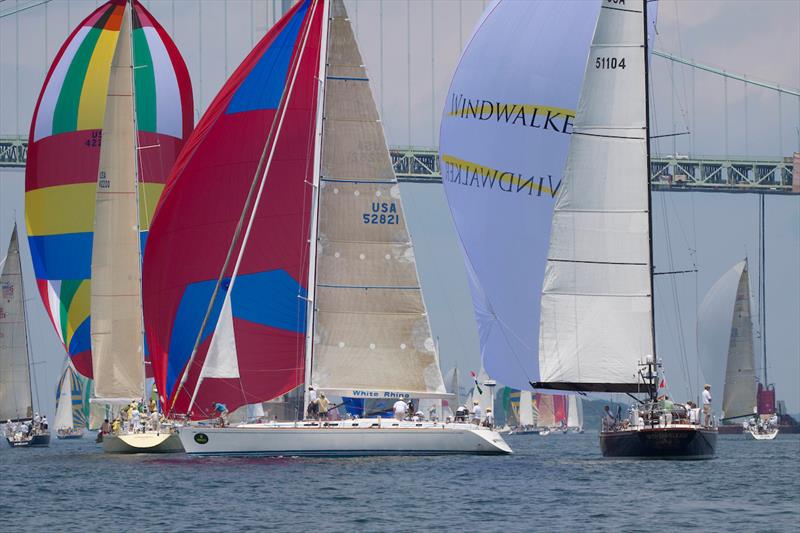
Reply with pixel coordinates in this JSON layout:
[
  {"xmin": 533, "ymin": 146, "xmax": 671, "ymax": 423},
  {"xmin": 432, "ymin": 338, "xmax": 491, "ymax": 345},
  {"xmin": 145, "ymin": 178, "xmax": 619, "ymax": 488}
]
[
  {"xmin": 0, "ymin": 226, "xmax": 33, "ymax": 421},
  {"xmin": 536, "ymin": 0, "xmax": 652, "ymax": 392},
  {"xmin": 311, "ymin": 0, "xmax": 446, "ymax": 399}
]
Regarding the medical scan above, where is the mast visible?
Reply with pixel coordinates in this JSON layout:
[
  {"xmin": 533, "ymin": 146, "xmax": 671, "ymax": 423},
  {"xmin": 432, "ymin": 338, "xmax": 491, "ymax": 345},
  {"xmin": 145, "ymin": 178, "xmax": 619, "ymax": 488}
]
[
  {"xmin": 303, "ymin": 0, "xmax": 330, "ymax": 415},
  {"xmin": 759, "ymin": 193, "xmax": 767, "ymax": 385},
  {"xmin": 127, "ymin": 0, "xmax": 147, "ymax": 400},
  {"xmin": 642, "ymin": 0, "xmax": 657, "ymax": 400}
]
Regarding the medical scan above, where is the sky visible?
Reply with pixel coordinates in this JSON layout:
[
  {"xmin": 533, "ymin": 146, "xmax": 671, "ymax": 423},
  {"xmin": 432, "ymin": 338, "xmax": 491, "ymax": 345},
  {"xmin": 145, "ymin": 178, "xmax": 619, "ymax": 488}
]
[{"xmin": 0, "ymin": 0, "xmax": 798, "ymax": 417}]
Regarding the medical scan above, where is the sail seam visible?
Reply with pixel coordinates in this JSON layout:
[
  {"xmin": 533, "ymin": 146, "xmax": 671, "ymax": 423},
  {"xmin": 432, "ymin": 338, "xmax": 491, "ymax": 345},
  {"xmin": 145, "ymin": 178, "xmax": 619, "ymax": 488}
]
[
  {"xmin": 600, "ymin": 6, "xmax": 642, "ymax": 14},
  {"xmin": 572, "ymin": 131, "xmax": 645, "ymax": 140},
  {"xmin": 317, "ymin": 284, "xmax": 421, "ymax": 290},
  {"xmin": 544, "ymin": 292, "xmax": 651, "ymax": 298},
  {"xmin": 548, "ymin": 259, "xmax": 648, "ymax": 266}
]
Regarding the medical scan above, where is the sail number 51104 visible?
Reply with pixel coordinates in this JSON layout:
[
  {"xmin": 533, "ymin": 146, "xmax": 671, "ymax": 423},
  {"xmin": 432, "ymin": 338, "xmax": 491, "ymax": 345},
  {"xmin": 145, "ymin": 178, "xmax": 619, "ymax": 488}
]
[{"xmin": 595, "ymin": 57, "xmax": 626, "ymax": 69}]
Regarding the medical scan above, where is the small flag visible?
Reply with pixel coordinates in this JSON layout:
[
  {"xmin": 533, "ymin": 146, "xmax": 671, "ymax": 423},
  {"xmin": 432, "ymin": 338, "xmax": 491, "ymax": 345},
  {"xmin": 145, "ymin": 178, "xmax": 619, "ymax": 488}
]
[
  {"xmin": 659, "ymin": 378, "xmax": 666, "ymax": 389},
  {"xmin": 470, "ymin": 371, "xmax": 483, "ymax": 395}
]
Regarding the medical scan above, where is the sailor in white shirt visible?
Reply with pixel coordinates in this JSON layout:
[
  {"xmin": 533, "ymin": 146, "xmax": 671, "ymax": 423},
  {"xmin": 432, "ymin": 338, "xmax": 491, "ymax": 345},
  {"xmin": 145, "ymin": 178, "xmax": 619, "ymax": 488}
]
[
  {"xmin": 393, "ymin": 399, "xmax": 408, "ymax": 421},
  {"xmin": 702, "ymin": 384, "xmax": 712, "ymax": 427},
  {"xmin": 471, "ymin": 401, "xmax": 483, "ymax": 425}
]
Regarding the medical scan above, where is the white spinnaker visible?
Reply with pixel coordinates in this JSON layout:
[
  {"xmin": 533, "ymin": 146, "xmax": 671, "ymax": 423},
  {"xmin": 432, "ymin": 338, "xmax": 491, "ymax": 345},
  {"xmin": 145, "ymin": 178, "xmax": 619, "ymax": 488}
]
[
  {"xmin": 90, "ymin": 4, "xmax": 145, "ymax": 402},
  {"xmin": 311, "ymin": 0, "xmax": 446, "ymax": 399},
  {"xmin": 54, "ymin": 366, "xmax": 74, "ymax": 430},
  {"xmin": 0, "ymin": 226, "xmax": 33, "ymax": 421},
  {"xmin": 536, "ymin": 395, "xmax": 555, "ymax": 428},
  {"xmin": 439, "ymin": 1, "xmax": 601, "ymax": 391},
  {"xmin": 538, "ymin": 0, "xmax": 652, "ymax": 389},
  {"xmin": 698, "ymin": 260, "xmax": 756, "ymax": 419},
  {"xmin": 519, "ymin": 390, "xmax": 534, "ymax": 427}
]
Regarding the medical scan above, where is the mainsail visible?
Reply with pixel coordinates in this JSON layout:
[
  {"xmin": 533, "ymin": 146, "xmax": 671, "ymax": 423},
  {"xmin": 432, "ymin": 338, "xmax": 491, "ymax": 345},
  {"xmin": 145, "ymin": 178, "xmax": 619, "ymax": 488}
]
[
  {"xmin": 438, "ymin": 1, "xmax": 601, "ymax": 391},
  {"xmin": 697, "ymin": 260, "xmax": 757, "ymax": 419},
  {"xmin": 310, "ymin": 0, "xmax": 446, "ymax": 399},
  {"xmin": 535, "ymin": 0, "xmax": 653, "ymax": 392},
  {"xmin": 143, "ymin": 0, "xmax": 325, "ymax": 417},
  {"xmin": 54, "ymin": 363, "xmax": 88, "ymax": 431},
  {"xmin": 519, "ymin": 390, "xmax": 534, "ymax": 427},
  {"xmin": 91, "ymin": 3, "xmax": 144, "ymax": 402},
  {"xmin": 24, "ymin": 0, "xmax": 193, "ymax": 379},
  {"xmin": 0, "ymin": 226, "xmax": 33, "ymax": 422}
]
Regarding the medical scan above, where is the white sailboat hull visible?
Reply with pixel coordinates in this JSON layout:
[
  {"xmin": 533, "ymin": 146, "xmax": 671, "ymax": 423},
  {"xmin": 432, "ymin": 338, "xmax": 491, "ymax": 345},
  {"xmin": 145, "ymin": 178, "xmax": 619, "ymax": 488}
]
[
  {"xmin": 178, "ymin": 420, "xmax": 512, "ymax": 457},
  {"xmin": 102, "ymin": 431, "xmax": 184, "ymax": 454},
  {"xmin": 748, "ymin": 427, "xmax": 779, "ymax": 440}
]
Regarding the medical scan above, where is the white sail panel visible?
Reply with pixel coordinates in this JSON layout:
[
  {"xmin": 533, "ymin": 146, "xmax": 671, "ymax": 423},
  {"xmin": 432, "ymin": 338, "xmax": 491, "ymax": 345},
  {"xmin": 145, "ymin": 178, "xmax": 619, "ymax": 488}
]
[
  {"xmin": 90, "ymin": 4, "xmax": 145, "ymax": 402},
  {"xmin": 567, "ymin": 395, "xmax": 583, "ymax": 429},
  {"xmin": 54, "ymin": 366, "xmax": 74, "ymax": 431},
  {"xmin": 311, "ymin": 0, "xmax": 446, "ymax": 399},
  {"xmin": 0, "ymin": 226, "xmax": 33, "ymax": 421},
  {"xmin": 519, "ymin": 390, "xmax": 534, "ymax": 427},
  {"xmin": 536, "ymin": 394, "xmax": 555, "ymax": 428},
  {"xmin": 202, "ymin": 295, "xmax": 240, "ymax": 379},
  {"xmin": 698, "ymin": 260, "xmax": 757, "ymax": 419},
  {"xmin": 538, "ymin": 0, "xmax": 652, "ymax": 390},
  {"xmin": 723, "ymin": 263, "xmax": 757, "ymax": 419},
  {"xmin": 438, "ymin": 1, "xmax": 602, "ymax": 391}
]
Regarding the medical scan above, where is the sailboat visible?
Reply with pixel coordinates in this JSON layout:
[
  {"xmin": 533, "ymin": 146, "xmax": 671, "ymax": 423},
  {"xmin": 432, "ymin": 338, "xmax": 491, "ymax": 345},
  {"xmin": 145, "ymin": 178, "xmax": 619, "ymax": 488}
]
[
  {"xmin": 142, "ymin": 0, "xmax": 510, "ymax": 457},
  {"xmin": 508, "ymin": 390, "xmax": 538, "ymax": 435},
  {"xmin": 1, "ymin": 225, "xmax": 49, "ymax": 448},
  {"xmin": 567, "ymin": 395, "xmax": 584, "ymax": 433},
  {"xmin": 530, "ymin": 0, "xmax": 716, "ymax": 459},
  {"xmin": 54, "ymin": 361, "xmax": 89, "ymax": 439}
]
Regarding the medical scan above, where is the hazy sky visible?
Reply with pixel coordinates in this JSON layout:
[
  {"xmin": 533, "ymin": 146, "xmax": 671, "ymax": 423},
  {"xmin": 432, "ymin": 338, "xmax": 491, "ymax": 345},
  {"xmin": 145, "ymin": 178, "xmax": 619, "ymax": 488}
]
[{"xmin": 0, "ymin": 0, "xmax": 798, "ymax": 416}]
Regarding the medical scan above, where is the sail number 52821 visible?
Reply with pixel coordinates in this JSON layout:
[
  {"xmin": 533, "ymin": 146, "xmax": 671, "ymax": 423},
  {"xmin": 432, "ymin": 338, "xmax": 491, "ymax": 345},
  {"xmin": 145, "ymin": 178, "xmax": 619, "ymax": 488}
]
[{"xmin": 595, "ymin": 57, "xmax": 626, "ymax": 69}]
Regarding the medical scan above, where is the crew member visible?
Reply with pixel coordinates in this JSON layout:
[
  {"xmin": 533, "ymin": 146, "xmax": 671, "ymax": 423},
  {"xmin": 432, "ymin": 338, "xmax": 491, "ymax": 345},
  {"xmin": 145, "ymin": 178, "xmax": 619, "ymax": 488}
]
[
  {"xmin": 306, "ymin": 386, "xmax": 319, "ymax": 419},
  {"xmin": 317, "ymin": 393, "xmax": 330, "ymax": 420},
  {"xmin": 702, "ymin": 384, "xmax": 712, "ymax": 427},
  {"xmin": 393, "ymin": 398, "xmax": 408, "ymax": 421},
  {"xmin": 603, "ymin": 405, "xmax": 616, "ymax": 430},
  {"xmin": 471, "ymin": 400, "xmax": 483, "ymax": 425},
  {"xmin": 483, "ymin": 408, "xmax": 495, "ymax": 428},
  {"xmin": 212, "ymin": 402, "xmax": 229, "ymax": 427}
]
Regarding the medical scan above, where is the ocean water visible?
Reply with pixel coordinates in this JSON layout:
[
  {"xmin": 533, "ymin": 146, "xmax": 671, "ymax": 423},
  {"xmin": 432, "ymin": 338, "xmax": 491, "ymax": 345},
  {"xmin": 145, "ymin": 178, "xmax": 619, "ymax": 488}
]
[{"xmin": 1, "ymin": 432, "xmax": 797, "ymax": 532}]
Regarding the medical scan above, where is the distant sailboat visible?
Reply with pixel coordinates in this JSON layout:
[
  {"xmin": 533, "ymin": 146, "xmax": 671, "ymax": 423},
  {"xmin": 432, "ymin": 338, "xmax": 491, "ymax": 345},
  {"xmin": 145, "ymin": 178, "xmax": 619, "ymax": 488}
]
[
  {"xmin": 530, "ymin": 0, "xmax": 716, "ymax": 458},
  {"xmin": 143, "ymin": 0, "xmax": 510, "ymax": 456},
  {"xmin": 1, "ymin": 225, "xmax": 49, "ymax": 448},
  {"xmin": 54, "ymin": 362, "xmax": 88, "ymax": 439}
]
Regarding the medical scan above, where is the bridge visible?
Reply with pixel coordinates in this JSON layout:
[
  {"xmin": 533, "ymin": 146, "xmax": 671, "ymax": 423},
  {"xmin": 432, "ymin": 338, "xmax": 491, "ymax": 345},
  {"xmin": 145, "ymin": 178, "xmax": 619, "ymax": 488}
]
[{"xmin": 2, "ymin": 135, "xmax": 797, "ymax": 194}]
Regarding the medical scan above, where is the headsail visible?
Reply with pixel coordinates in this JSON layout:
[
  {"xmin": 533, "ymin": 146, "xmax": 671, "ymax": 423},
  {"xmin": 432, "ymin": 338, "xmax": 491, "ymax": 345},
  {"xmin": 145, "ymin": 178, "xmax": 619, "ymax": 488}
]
[
  {"xmin": 519, "ymin": 390, "xmax": 534, "ymax": 427},
  {"xmin": 535, "ymin": 0, "xmax": 653, "ymax": 393},
  {"xmin": 24, "ymin": 0, "xmax": 193, "ymax": 378},
  {"xmin": 567, "ymin": 395, "xmax": 583, "ymax": 429},
  {"xmin": 310, "ymin": 0, "xmax": 446, "ymax": 399},
  {"xmin": 143, "ymin": 0, "xmax": 325, "ymax": 418},
  {"xmin": 438, "ymin": 1, "xmax": 601, "ymax": 391},
  {"xmin": 0, "ymin": 226, "xmax": 33, "ymax": 421},
  {"xmin": 697, "ymin": 260, "xmax": 757, "ymax": 419}
]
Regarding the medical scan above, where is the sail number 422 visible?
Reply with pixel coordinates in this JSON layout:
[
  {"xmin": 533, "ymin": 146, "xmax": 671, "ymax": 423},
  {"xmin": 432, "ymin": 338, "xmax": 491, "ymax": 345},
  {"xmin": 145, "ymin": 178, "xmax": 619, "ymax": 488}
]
[{"xmin": 595, "ymin": 57, "xmax": 626, "ymax": 69}]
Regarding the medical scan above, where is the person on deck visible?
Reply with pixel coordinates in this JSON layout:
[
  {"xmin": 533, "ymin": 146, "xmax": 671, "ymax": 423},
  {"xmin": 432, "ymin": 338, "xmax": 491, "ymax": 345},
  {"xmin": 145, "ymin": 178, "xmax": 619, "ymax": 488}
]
[
  {"xmin": 150, "ymin": 411, "xmax": 161, "ymax": 432},
  {"xmin": 702, "ymin": 384, "xmax": 713, "ymax": 427},
  {"xmin": 41, "ymin": 416, "xmax": 48, "ymax": 431},
  {"xmin": 603, "ymin": 406, "xmax": 616, "ymax": 430},
  {"xmin": 317, "ymin": 393, "xmax": 330, "ymax": 421},
  {"xmin": 483, "ymin": 408, "xmax": 495, "ymax": 429},
  {"xmin": 306, "ymin": 386, "xmax": 319, "ymax": 419},
  {"xmin": 455, "ymin": 405, "xmax": 468, "ymax": 423},
  {"xmin": 101, "ymin": 419, "xmax": 111, "ymax": 435},
  {"xmin": 212, "ymin": 402, "xmax": 229, "ymax": 427},
  {"xmin": 471, "ymin": 400, "xmax": 483, "ymax": 425},
  {"xmin": 131, "ymin": 408, "xmax": 141, "ymax": 433},
  {"xmin": 393, "ymin": 398, "xmax": 408, "ymax": 421}
]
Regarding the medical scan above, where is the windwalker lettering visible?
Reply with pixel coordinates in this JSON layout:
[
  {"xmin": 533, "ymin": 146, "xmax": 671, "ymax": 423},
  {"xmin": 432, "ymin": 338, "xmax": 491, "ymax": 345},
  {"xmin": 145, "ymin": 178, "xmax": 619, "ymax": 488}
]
[
  {"xmin": 448, "ymin": 94, "xmax": 575, "ymax": 135},
  {"xmin": 441, "ymin": 155, "xmax": 561, "ymax": 198}
]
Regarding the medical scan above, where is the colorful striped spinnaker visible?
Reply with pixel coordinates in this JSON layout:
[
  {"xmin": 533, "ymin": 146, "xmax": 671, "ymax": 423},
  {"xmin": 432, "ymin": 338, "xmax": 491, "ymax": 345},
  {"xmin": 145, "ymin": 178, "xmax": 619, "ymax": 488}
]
[
  {"xmin": 24, "ymin": 0, "xmax": 193, "ymax": 378},
  {"xmin": 143, "ymin": 0, "xmax": 323, "ymax": 417}
]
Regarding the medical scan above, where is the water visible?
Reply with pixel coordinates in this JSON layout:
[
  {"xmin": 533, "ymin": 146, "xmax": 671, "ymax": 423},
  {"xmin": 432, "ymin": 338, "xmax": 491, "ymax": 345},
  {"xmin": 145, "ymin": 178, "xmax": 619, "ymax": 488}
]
[{"xmin": 1, "ymin": 432, "xmax": 797, "ymax": 532}]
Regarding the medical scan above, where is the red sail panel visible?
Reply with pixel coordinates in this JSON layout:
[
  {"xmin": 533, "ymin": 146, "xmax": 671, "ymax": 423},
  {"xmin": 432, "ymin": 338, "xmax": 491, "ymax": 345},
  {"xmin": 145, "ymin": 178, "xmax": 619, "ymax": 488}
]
[
  {"xmin": 553, "ymin": 395, "xmax": 567, "ymax": 425},
  {"xmin": 142, "ymin": 0, "xmax": 323, "ymax": 419},
  {"xmin": 757, "ymin": 383, "xmax": 776, "ymax": 415},
  {"xmin": 24, "ymin": 0, "xmax": 193, "ymax": 378}
]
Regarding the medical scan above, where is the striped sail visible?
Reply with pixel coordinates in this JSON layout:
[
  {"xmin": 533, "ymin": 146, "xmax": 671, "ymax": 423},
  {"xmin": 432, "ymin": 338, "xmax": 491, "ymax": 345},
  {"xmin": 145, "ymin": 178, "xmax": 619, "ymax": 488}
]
[
  {"xmin": 91, "ymin": 3, "xmax": 144, "ymax": 402},
  {"xmin": 0, "ymin": 226, "xmax": 33, "ymax": 422},
  {"xmin": 54, "ymin": 363, "xmax": 88, "ymax": 431},
  {"xmin": 143, "ymin": 0, "xmax": 325, "ymax": 418},
  {"xmin": 24, "ymin": 0, "xmax": 193, "ymax": 378},
  {"xmin": 310, "ymin": 0, "xmax": 446, "ymax": 399}
]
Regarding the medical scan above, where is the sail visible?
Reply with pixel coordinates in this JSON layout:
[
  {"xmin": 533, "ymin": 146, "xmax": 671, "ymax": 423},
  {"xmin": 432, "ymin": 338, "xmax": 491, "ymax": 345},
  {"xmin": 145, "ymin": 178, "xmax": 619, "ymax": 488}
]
[
  {"xmin": 310, "ymin": 0, "xmax": 446, "ymax": 399},
  {"xmin": 438, "ymin": 1, "xmax": 601, "ymax": 391},
  {"xmin": 698, "ymin": 260, "xmax": 757, "ymax": 419},
  {"xmin": 536, "ymin": 0, "xmax": 652, "ymax": 392},
  {"xmin": 519, "ymin": 390, "xmax": 534, "ymax": 427},
  {"xmin": 91, "ymin": 3, "xmax": 144, "ymax": 402},
  {"xmin": 567, "ymin": 395, "xmax": 583, "ymax": 428},
  {"xmin": 54, "ymin": 365, "xmax": 74, "ymax": 430},
  {"xmin": 24, "ymin": 0, "xmax": 193, "ymax": 378},
  {"xmin": 0, "ymin": 226, "xmax": 33, "ymax": 421},
  {"xmin": 143, "ymin": 0, "xmax": 325, "ymax": 418},
  {"xmin": 535, "ymin": 394, "xmax": 555, "ymax": 428}
]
